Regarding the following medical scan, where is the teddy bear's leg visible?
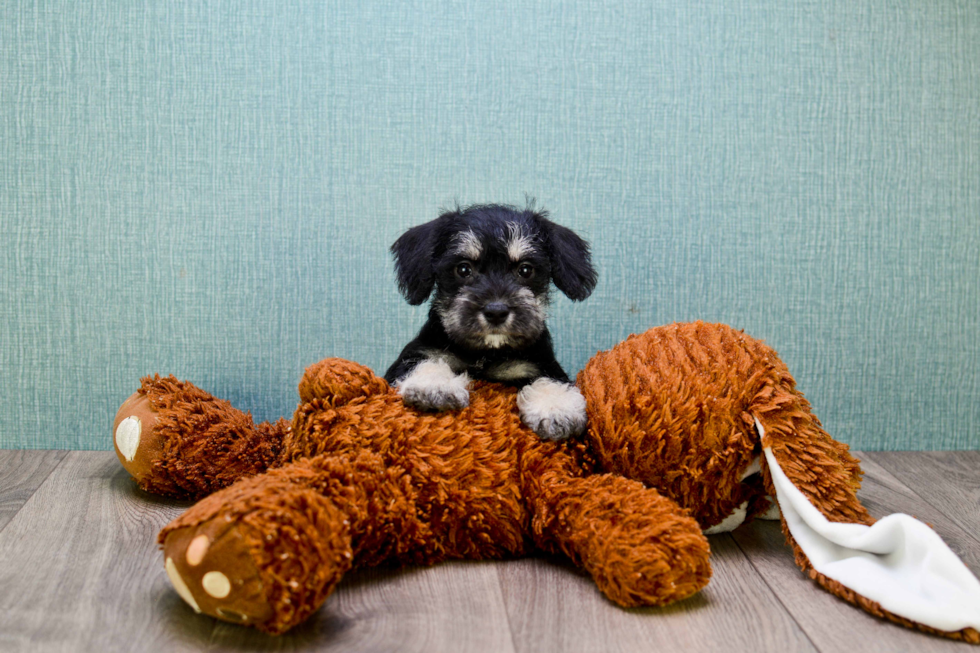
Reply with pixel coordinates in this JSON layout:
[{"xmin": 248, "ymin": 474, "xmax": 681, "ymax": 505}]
[
  {"xmin": 158, "ymin": 449, "xmax": 420, "ymax": 635},
  {"xmin": 113, "ymin": 375, "xmax": 287, "ymax": 499},
  {"xmin": 527, "ymin": 462, "xmax": 712, "ymax": 607},
  {"xmin": 754, "ymin": 393, "xmax": 980, "ymax": 644},
  {"xmin": 576, "ymin": 321, "xmax": 792, "ymax": 533}
]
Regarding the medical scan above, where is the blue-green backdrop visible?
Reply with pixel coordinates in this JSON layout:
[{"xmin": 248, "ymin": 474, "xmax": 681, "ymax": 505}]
[{"xmin": 2, "ymin": 0, "xmax": 978, "ymax": 450}]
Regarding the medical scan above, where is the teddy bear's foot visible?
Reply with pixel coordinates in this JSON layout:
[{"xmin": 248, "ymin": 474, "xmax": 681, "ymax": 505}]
[
  {"xmin": 158, "ymin": 460, "xmax": 357, "ymax": 634},
  {"xmin": 588, "ymin": 489, "xmax": 711, "ymax": 606},
  {"xmin": 113, "ymin": 391, "xmax": 168, "ymax": 487},
  {"xmin": 162, "ymin": 515, "xmax": 274, "ymax": 626},
  {"xmin": 535, "ymin": 474, "xmax": 712, "ymax": 607},
  {"xmin": 113, "ymin": 375, "xmax": 286, "ymax": 499}
]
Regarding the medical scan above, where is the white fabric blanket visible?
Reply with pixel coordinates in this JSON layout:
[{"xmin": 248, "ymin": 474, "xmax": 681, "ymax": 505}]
[{"xmin": 758, "ymin": 418, "xmax": 980, "ymax": 633}]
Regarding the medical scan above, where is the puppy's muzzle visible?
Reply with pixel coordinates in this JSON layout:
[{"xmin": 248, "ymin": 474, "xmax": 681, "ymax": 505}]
[{"xmin": 481, "ymin": 302, "xmax": 511, "ymax": 327}]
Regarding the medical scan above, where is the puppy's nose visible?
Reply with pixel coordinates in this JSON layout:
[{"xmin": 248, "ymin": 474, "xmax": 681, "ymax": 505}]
[{"xmin": 482, "ymin": 302, "xmax": 511, "ymax": 326}]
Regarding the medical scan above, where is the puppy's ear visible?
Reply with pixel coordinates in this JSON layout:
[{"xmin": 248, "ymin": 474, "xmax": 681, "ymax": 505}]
[
  {"xmin": 538, "ymin": 215, "xmax": 597, "ymax": 301},
  {"xmin": 391, "ymin": 217, "xmax": 443, "ymax": 305}
]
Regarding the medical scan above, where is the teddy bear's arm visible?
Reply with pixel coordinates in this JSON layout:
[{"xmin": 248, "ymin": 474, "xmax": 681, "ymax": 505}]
[
  {"xmin": 113, "ymin": 375, "xmax": 287, "ymax": 499},
  {"xmin": 297, "ymin": 358, "xmax": 390, "ymax": 407},
  {"xmin": 520, "ymin": 445, "xmax": 712, "ymax": 607}
]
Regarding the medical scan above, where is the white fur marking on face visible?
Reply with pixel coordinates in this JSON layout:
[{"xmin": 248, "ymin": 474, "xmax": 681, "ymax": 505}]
[
  {"xmin": 452, "ymin": 230, "xmax": 482, "ymax": 260},
  {"xmin": 505, "ymin": 222, "xmax": 535, "ymax": 262},
  {"xmin": 115, "ymin": 416, "xmax": 141, "ymax": 462},
  {"xmin": 483, "ymin": 334, "xmax": 511, "ymax": 348},
  {"xmin": 517, "ymin": 378, "xmax": 587, "ymax": 440},
  {"xmin": 438, "ymin": 299, "xmax": 465, "ymax": 335},
  {"xmin": 166, "ymin": 557, "xmax": 201, "ymax": 613},
  {"xmin": 513, "ymin": 287, "xmax": 547, "ymax": 321},
  {"xmin": 186, "ymin": 534, "xmax": 210, "ymax": 566},
  {"xmin": 202, "ymin": 571, "xmax": 232, "ymax": 599},
  {"xmin": 397, "ymin": 358, "xmax": 471, "ymax": 411},
  {"xmin": 703, "ymin": 501, "xmax": 749, "ymax": 534}
]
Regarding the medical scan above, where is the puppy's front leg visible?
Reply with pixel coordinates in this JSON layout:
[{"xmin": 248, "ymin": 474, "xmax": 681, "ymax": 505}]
[
  {"xmin": 517, "ymin": 377, "xmax": 587, "ymax": 441},
  {"xmin": 395, "ymin": 358, "xmax": 471, "ymax": 412}
]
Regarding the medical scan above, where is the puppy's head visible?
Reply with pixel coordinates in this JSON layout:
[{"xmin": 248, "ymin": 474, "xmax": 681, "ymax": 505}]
[{"xmin": 391, "ymin": 203, "xmax": 597, "ymax": 349}]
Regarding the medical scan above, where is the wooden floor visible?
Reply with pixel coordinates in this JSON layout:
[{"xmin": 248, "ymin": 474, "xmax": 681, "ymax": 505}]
[{"xmin": 0, "ymin": 450, "xmax": 977, "ymax": 652}]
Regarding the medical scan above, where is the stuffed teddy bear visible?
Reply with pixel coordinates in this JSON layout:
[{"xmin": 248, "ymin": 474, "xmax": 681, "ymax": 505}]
[{"xmin": 113, "ymin": 322, "xmax": 980, "ymax": 642}]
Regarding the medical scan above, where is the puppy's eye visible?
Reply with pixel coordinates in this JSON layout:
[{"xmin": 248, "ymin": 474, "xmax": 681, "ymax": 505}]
[
  {"xmin": 455, "ymin": 262, "xmax": 473, "ymax": 279},
  {"xmin": 517, "ymin": 263, "xmax": 534, "ymax": 279}
]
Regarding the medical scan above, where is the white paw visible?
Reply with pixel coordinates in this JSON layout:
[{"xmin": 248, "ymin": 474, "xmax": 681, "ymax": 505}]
[
  {"xmin": 517, "ymin": 378, "xmax": 587, "ymax": 441},
  {"xmin": 397, "ymin": 359, "xmax": 471, "ymax": 411}
]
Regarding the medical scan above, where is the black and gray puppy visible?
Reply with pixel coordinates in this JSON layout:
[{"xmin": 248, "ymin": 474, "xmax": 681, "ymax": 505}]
[{"xmin": 384, "ymin": 203, "xmax": 598, "ymax": 440}]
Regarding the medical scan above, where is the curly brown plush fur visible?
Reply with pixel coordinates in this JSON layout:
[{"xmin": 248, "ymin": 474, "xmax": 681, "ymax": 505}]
[
  {"xmin": 580, "ymin": 322, "xmax": 978, "ymax": 644},
  {"xmin": 113, "ymin": 322, "xmax": 978, "ymax": 642}
]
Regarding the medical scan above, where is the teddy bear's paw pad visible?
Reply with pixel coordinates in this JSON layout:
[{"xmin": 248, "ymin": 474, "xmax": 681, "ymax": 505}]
[
  {"xmin": 115, "ymin": 416, "xmax": 141, "ymax": 462},
  {"xmin": 396, "ymin": 359, "xmax": 471, "ymax": 412},
  {"xmin": 112, "ymin": 392, "xmax": 168, "ymax": 482},
  {"xmin": 162, "ymin": 521, "xmax": 274, "ymax": 627},
  {"xmin": 165, "ymin": 557, "xmax": 201, "ymax": 612},
  {"xmin": 517, "ymin": 378, "xmax": 587, "ymax": 440}
]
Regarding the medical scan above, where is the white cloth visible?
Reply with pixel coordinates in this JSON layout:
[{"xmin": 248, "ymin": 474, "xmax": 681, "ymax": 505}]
[{"xmin": 758, "ymin": 418, "xmax": 980, "ymax": 633}]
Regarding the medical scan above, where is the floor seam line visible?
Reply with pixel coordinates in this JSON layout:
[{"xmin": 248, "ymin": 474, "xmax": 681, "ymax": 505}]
[
  {"xmin": 0, "ymin": 449, "xmax": 71, "ymax": 538},
  {"xmin": 729, "ymin": 531, "xmax": 824, "ymax": 653}
]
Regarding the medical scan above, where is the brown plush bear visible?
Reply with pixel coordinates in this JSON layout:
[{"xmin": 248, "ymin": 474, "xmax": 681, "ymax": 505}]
[{"xmin": 113, "ymin": 322, "xmax": 980, "ymax": 642}]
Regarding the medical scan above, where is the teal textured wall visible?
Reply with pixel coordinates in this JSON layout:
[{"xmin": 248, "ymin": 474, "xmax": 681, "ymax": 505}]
[{"xmin": 2, "ymin": 1, "xmax": 978, "ymax": 450}]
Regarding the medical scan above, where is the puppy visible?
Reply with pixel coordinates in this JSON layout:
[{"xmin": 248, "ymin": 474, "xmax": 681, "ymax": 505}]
[{"xmin": 384, "ymin": 203, "xmax": 598, "ymax": 441}]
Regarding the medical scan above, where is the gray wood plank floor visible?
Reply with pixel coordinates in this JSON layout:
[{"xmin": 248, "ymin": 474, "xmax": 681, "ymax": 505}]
[{"xmin": 0, "ymin": 450, "xmax": 977, "ymax": 653}]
